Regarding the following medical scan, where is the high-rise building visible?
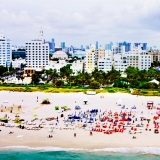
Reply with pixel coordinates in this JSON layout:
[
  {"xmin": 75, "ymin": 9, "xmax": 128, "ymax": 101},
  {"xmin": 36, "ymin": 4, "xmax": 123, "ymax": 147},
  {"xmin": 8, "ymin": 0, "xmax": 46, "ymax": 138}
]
[
  {"xmin": 125, "ymin": 45, "xmax": 151, "ymax": 70},
  {"xmin": 0, "ymin": 34, "xmax": 11, "ymax": 68},
  {"xmin": 134, "ymin": 43, "xmax": 147, "ymax": 50},
  {"xmin": 148, "ymin": 50, "xmax": 160, "ymax": 63},
  {"xmin": 98, "ymin": 51, "xmax": 112, "ymax": 72},
  {"xmin": 24, "ymin": 29, "xmax": 49, "ymax": 75},
  {"xmin": 52, "ymin": 38, "xmax": 55, "ymax": 53},
  {"xmin": 112, "ymin": 45, "xmax": 125, "ymax": 54},
  {"xmin": 12, "ymin": 50, "xmax": 26, "ymax": 59},
  {"xmin": 61, "ymin": 42, "xmax": 65, "ymax": 49},
  {"xmin": 81, "ymin": 45, "xmax": 83, "ymax": 50},
  {"xmin": 95, "ymin": 47, "xmax": 105, "ymax": 62},
  {"xmin": 118, "ymin": 41, "xmax": 131, "ymax": 52},
  {"xmin": 46, "ymin": 38, "xmax": 55, "ymax": 54},
  {"xmin": 105, "ymin": 42, "xmax": 113, "ymax": 50},
  {"xmin": 113, "ymin": 54, "xmax": 127, "ymax": 72},
  {"xmin": 85, "ymin": 44, "xmax": 96, "ymax": 73},
  {"xmin": 86, "ymin": 45, "xmax": 89, "ymax": 49},
  {"xmin": 96, "ymin": 41, "xmax": 98, "ymax": 49}
]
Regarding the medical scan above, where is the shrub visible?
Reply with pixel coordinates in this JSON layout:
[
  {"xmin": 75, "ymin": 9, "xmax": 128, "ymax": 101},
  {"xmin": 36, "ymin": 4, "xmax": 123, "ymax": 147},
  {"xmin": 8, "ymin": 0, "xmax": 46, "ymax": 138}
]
[
  {"xmin": 108, "ymin": 89, "xmax": 115, "ymax": 93},
  {"xmin": 140, "ymin": 91, "xmax": 148, "ymax": 95},
  {"xmin": 132, "ymin": 89, "xmax": 140, "ymax": 95},
  {"xmin": 55, "ymin": 106, "xmax": 59, "ymax": 110}
]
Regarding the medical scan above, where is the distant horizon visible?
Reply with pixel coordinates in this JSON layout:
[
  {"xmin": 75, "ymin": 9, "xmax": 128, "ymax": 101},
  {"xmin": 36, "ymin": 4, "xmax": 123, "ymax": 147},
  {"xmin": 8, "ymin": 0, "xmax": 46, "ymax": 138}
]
[{"xmin": 10, "ymin": 39, "xmax": 157, "ymax": 50}]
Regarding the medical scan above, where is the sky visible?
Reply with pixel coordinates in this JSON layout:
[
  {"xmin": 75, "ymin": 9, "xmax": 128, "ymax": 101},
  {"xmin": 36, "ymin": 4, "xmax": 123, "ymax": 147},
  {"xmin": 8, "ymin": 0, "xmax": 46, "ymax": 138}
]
[{"xmin": 0, "ymin": 0, "xmax": 160, "ymax": 48}]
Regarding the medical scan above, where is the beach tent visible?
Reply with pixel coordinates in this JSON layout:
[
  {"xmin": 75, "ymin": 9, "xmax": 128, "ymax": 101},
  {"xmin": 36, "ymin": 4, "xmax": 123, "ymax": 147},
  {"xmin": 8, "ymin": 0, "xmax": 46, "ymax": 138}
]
[
  {"xmin": 131, "ymin": 106, "xmax": 136, "ymax": 110},
  {"xmin": 83, "ymin": 97, "xmax": 88, "ymax": 104},
  {"xmin": 121, "ymin": 105, "xmax": 125, "ymax": 109},
  {"xmin": 149, "ymin": 79, "xmax": 159, "ymax": 85},
  {"xmin": 75, "ymin": 106, "xmax": 81, "ymax": 110},
  {"xmin": 117, "ymin": 99, "xmax": 123, "ymax": 106}
]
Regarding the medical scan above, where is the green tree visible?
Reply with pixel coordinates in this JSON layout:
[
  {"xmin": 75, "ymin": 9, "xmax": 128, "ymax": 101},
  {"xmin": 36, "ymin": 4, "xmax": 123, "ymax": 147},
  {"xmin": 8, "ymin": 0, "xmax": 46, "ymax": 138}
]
[
  {"xmin": 31, "ymin": 73, "xmax": 40, "ymax": 84},
  {"xmin": 90, "ymin": 80, "xmax": 100, "ymax": 89},
  {"xmin": 20, "ymin": 75, "xmax": 25, "ymax": 83},
  {"xmin": 55, "ymin": 80, "xmax": 64, "ymax": 87},
  {"xmin": 60, "ymin": 64, "xmax": 73, "ymax": 80},
  {"xmin": 0, "ymin": 66, "xmax": 8, "ymax": 76}
]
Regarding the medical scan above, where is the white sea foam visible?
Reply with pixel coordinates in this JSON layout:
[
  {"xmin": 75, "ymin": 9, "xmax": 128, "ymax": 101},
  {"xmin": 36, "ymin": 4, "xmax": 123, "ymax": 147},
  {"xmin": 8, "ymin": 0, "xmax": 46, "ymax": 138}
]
[{"xmin": 0, "ymin": 146, "xmax": 160, "ymax": 155}]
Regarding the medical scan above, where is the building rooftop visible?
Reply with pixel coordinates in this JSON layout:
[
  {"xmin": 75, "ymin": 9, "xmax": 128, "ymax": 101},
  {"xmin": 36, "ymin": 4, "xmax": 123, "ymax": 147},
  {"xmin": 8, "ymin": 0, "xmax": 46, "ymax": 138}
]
[{"xmin": 53, "ymin": 51, "xmax": 67, "ymax": 55}]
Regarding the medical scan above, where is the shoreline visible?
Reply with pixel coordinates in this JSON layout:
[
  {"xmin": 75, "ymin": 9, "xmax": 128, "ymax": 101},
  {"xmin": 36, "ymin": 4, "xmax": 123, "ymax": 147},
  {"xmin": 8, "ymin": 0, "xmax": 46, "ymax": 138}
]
[{"xmin": 0, "ymin": 146, "xmax": 160, "ymax": 156}]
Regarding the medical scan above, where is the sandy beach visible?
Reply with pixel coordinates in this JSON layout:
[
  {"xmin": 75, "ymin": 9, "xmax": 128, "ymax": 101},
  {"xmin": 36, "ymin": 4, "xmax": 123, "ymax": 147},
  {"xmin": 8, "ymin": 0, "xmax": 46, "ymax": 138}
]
[{"xmin": 0, "ymin": 91, "xmax": 160, "ymax": 149}]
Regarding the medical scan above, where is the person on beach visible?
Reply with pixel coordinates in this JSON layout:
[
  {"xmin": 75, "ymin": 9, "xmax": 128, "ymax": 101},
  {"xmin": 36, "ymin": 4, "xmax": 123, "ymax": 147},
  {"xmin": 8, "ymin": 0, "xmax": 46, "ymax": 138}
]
[
  {"xmin": 90, "ymin": 131, "xmax": 93, "ymax": 136},
  {"xmin": 74, "ymin": 132, "xmax": 76, "ymax": 137}
]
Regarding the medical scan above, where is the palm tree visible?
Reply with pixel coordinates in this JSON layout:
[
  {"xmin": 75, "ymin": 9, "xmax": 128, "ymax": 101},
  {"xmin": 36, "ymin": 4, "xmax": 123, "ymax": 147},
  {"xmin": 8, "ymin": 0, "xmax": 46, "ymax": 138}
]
[
  {"xmin": 45, "ymin": 69, "xmax": 53, "ymax": 82},
  {"xmin": 20, "ymin": 75, "xmax": 25, "ymax": 84}
]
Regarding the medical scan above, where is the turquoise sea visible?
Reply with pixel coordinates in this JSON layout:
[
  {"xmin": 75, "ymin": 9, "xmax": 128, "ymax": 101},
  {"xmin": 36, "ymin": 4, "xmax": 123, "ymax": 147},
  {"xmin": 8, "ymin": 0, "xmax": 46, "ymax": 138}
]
[{"xmin": 0, "ymin": 147, "xmax": 160, "ymax": 160}]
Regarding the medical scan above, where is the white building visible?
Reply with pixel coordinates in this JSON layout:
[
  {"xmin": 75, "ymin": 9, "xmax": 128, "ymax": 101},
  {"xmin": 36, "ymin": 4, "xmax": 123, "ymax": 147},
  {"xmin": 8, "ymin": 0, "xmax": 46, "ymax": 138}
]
[
  {"xmin": 72, "ymin": 50, "xmax": 85, "ymax": 59},
  {"xmin": 126, "ymin": 46, "xmax": 151, "ymax": 70},
  {"xmin": 98, "ymin": 54, "xmax": 112, "ymax": 72},
  {"xmin": 71, "ymin": 60, "xmax": 83, "ymax": 74},
  {"xmin": 45, "ymin": 60, "xmax": 83, "ymax": 75},
  {"xmin": 12, "ymin": 58, "xmax": 26, "ymax": 69},
  {"xmin": 0, "ymin": 34, "xmax": 11, "ymax": 67},
  {"xmin": 112, "ymin": 45, "xmax": 125, "ymax": 54},
  {"xmin": 52, "ymin": 51, "xmax": 68, "ymax": 60},
  {"xmin": 24, "ymin": 30, "xmax": 49, "ymax": 75},
  {"xmin": 113, "ymin": 54, "xmax": 128, "ymax": 72},
  {"xmin": 138, "ymin": 52, "xmax": 151, "ymax": 70}
]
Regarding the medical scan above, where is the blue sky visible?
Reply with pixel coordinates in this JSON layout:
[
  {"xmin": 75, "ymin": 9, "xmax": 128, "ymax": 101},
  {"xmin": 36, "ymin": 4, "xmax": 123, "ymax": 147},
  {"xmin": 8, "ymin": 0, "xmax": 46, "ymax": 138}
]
[{"xmin": 0, "ymin": 0, "xmax": 160, "ymax": 48}]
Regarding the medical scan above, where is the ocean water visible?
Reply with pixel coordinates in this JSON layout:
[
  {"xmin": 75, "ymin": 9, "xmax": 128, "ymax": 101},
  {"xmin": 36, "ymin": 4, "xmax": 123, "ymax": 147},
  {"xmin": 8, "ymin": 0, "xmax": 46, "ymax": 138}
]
[{"xmin": 0, "ymin": 147, "xmax": 160, "ymax": 160}]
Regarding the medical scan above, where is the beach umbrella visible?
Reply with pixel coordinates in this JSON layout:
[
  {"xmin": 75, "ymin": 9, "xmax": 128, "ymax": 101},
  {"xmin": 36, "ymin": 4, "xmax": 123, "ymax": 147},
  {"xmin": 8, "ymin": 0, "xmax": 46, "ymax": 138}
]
[
  {"xmin": 117, "ymin": 99, "xmax": 123, "ymax": 106},
  {"xmin": 83, "ymin": 97, "xmax": 88, "ymax": 104},
  {"xmin": 49, "ymin": 128, "xmax": 54, "ymax": 133}
]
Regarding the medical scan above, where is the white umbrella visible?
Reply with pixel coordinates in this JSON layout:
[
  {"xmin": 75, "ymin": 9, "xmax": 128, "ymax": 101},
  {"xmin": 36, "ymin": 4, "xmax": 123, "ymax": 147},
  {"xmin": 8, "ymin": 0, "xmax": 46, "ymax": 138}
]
[
  {"xmin": 117, "ymin": 99, "xmax": 123, "ymax": 106},
  {"xmin": 83, "ymin": 97, "xmax": 88, "ymax": 102}
]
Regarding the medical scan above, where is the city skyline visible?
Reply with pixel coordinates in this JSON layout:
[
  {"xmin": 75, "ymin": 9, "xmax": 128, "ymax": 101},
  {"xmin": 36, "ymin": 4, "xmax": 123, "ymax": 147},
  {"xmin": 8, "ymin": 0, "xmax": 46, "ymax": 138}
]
[{"xmin": 0, "ymin": 0, "xmax": 160, "ymax": 48}]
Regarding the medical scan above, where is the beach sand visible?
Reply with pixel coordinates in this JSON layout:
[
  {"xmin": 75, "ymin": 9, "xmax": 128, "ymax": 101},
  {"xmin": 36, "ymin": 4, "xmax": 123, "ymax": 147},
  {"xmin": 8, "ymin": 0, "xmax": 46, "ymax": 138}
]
[{"xmin": 0, "ymin": 91, "xmax": 160, "ymax": 149}]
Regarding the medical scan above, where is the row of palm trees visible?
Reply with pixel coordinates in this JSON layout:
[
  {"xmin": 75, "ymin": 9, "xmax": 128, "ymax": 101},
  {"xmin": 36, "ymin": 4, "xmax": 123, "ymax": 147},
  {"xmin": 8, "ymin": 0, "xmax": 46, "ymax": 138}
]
[{"xmin": 31, "ymin": 65, "xmax": 160, "ymax": 89}]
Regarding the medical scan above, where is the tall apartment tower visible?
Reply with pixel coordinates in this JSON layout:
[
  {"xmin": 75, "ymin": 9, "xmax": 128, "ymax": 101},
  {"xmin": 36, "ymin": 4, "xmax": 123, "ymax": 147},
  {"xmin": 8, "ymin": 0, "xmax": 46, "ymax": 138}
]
[
  {"xmin": 25, "ymin": 29, "xmax": 49, "ymax": 75},
  {"xmin": 85, "ymin": 44, "xmax": 96, "ymax": 73},
  {"xmin": 95, "ymin": 47, "xmax": 105, "ymax": 62},
  {"xmin": 134, "ymin": 43, "xmax": 147, "ymax": 50},
  {"xmin": 61, "ymin": 42, "xmax": 65, "ymax": 49},
  {"xmin": 96, "ymin": 41, "xmax": 98, "ymax": 49},
  {"xmin": 0, "ymin": 34, "xmax": 11, "ymax": 68}
]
